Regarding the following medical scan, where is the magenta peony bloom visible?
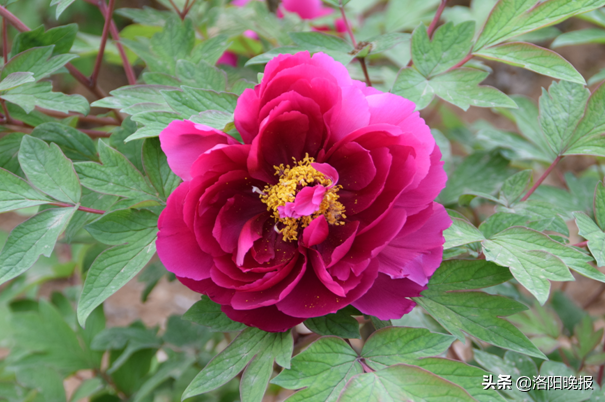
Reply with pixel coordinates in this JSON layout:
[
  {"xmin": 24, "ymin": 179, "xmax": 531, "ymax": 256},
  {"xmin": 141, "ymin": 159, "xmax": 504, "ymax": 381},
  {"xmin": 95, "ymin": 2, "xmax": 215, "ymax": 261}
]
[
  {"xmin": 281, "ymin": 0, "xmax": 333, "ymax": 19},
  {"xmin": 216, "ymin": 51, "xmax": 238, "ymax": 67},
  {"xmin": 157, "ymin": 52, "xmax": 450, "ymax": 332}
]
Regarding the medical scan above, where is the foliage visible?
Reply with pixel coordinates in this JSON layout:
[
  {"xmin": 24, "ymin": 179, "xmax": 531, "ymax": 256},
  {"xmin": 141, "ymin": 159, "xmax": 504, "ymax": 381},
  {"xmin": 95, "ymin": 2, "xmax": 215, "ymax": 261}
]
[{"xmin": 1, "ymin": 0, "xmax": 605, "ymax": 401}]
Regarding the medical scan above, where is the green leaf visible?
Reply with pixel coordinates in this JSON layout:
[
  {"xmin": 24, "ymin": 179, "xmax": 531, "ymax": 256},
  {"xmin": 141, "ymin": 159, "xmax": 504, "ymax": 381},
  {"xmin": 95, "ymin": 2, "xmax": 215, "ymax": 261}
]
[
  {"xmin": 63, "ymin": 189, "xmax": 118, "ymax": 242},
  {"xmin": 596, "ymin": 181, "xmax": 605, "ymax": 230},
  {"xmin": 430, "ymin": 68, "xmax": 517, "ymax": 111},
  {"xmin": 338, "ymin": 364, "xmax": 475, "ymax": 402},
  {"xmin": 0, "ymin": 72, "xmax": 35, "ymax": 91},
  {"xmin": 0, "ymin": 168, "xmax": 51, "ymax": 213},
  {"xmin": 182, "ymin": 296, "xmax": 247, "ymax": 332},
  {"xmin": 574, "ymin": 212, "xmax": 605, "ymax": 267},
  {"xmin": 131, "ymin": 354, "xmax": 195, "ymax": 402},
  {"xmin": 10, "ymin": 24, "xmax": 78, "ymax": 57},
  {"xmin": 176, "ymin": 59, "xmax": 227, "ymax": 91},
  {"xmin": 426, "ymin": 259, "xmax": 513, "ymax": 292},
  {"xmin": 18, "ymin": 135, "xmax": 81, "ymax": 203},
  {"xmin": 499, "ymin": 170, "xmax": 532, "ymax": 206},
  {"xmin": 1, "ymin": 46, "xmax": 78, "ymax": 81},
  {"xmin": 91, "ymin": 85, "xmax": 172, "ymax": 110},
  {"xmin": 412, "ymin": 21, "xmax": 475, "ymax": 77},
  {"xmin": 142, "ymin": 137, "xmax": 180, "ymax": 200},
  {"xmin": 74, "ymin": 141, "xmax": 159, "ymax": 201},
  {"xmin": 0, "ymin": 133, "xmax": 24, "ymax": 176},
  {"xmin": 362, "ymin": 327, "xmax": 454, "ymax": 370},
  {"xmin": 272, "ymin": 337, "xmax": 362, "ymax": 402},
  {"xmin": 183, "ymin": 328, "xmax": 292, "ymax": 399},
  {"xmin": 115, "ymin": 6, "xmax": 171, "ymax": 26},
  {"xmin": 475, "ymin": 42, "xmax": 585, "ymax": 84},
  {"xmin": 246, "ymin": 46, "xmax": 307, "ymax": 66},
  {"xmin": 565, "ymin": 80, "xmax": 605, "ymax": 157},
  {"xmin": 390, "ymin": 67, "xmax": 435, "ymax": 111},
  {"xmin": 539, "ymin": 80, "xmax": 590, "ymax": 155},
  {"xmin": 85, "ymin": 208, "xmax": 159, "ymax": 245},
  {"xmin": 240, "ymin": 352, "xmax": 274, "ymax": 402},
  {"xmin": 439, "ymin": 150, "xmax": 511, "ymax": 205},
  {"xmin": 91, "ymin": 326, "xmax": 162, "ymax": 373},
  {"xmin": 51, "ymin": 0, "xmax": 76, "ymax": 18},
  {"xmin": 31, "ymin": 122, "xmax": 98, "ymax": 162},
  {"xmin": 126, "ymin": 110, "xmax": 180, "ymax": 141},
  {"xmin": 507, "ymin": 95, "xmax": 557, "ymax": 160},
  {"xmin": 475, "ymin": 0, "xmax": 605, "ymax": 50},
  {"xmin": 539, "ymin": 361, "xmax": 593, "ymax": 402},
  {"xmin": 69, "ymin": 378, "xmax": 104, "ymax": 402},
  {"xmin": 0, "ymin": 207, "xmax": 76, "ymax": 285},
  {"xmin": 416, "ymin": 290, "xmax": 544, "ymax": 358},
  {"xmin": 473, "ymin": 350, "xmax": 539, "ymax": 401},
  {"xmin": 413, "ymin": 358, "xmax": 507, "ymax": 402},
  {"xmin": 191, "ymin": 34, "xmax": 232, "ymax": 65},
  {"xmin": 385, "ymin": 0, "xmax": 441, "ymax": 32},
  {"xmin": 77, "ymin": 209, "xmax": 158, "ymax": 325},
  {"xmin": 552, "ymin": 28, "xmax": 605, "ymax": 48},
  {"xmin": 189, "ymin": 110, "xmax": 234, "ymax": 131},
  {"xmin": 366, "ymin": 32, "xmax": 410, "ymax": 55},
  {"xmin": 288, "ymin": 32, "xmax": 354, "ymax": 65},
  {"xmin": 589, "ymin": 67, "xmax": 605, "ymax": 85},
  {"xmin": 164, "ymin": 86, "xmax": 238, "ymax": 115},
  {"xmin": 304, "ymin": 310, "xmax": 360, "ymax": 339},
  {"xmin": 444, "ymin": 216, "xmax": 485, "ymax": 249},
  {"xmin": 2, "ymin": 81, "xmax": 89, "ymax": 115}
]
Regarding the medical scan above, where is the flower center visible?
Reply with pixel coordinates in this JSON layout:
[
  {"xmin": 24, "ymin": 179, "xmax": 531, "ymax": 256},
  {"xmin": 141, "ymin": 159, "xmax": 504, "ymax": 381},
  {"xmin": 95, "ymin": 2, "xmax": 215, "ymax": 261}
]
[{"xmin": 259, "ymin": 155, "xmax": 346, "ymax": 242}]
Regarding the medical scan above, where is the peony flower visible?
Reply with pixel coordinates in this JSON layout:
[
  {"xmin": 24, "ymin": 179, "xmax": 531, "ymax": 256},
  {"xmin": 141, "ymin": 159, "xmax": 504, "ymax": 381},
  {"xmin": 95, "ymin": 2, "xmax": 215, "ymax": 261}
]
[
  {"xmin": 157, "ymin": 52, "xmax": 450, "ymax": 332},
  {"xmin": 216, "ymin": 51, "xmax": 238, "ymax": 67}
]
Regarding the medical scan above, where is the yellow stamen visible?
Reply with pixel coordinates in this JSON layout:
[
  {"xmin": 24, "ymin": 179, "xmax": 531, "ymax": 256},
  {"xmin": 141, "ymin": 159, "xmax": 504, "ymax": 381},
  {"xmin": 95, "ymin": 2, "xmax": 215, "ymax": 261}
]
[{"xmin": 259, "ymin": 155, "xmax": 346, "ymax": 241}]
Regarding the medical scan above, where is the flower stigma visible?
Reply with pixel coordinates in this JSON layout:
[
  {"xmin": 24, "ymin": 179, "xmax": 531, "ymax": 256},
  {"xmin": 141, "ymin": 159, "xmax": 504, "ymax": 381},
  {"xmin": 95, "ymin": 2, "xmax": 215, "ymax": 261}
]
[{"xmin": 259, "ymin": 155, "xmax": 346, "ymax": 241}]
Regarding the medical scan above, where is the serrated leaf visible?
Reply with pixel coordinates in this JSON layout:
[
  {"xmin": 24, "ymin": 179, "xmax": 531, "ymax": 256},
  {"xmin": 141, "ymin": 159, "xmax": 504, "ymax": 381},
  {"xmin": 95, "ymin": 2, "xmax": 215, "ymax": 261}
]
[
  {"xmin": 142, "ymin": 137, "xmax": 180, "ymax": 199},
  {"xmin": 385, "ymin": 0, "xmax": 441, "ymax": 32},
  {"xmin": 479, "ymin": 212, "xmax": 529, "ymax": 238},
  {"xmin": 189, "ymin": 110, "xmax": 234, "ymax": 131},
  {"xmin": 74, "ymin": 141, "xmax": 159, "ymax": 201},
  {"xmin": 10, "ymin": 24, "xmax": 78, "ymax": 57},
  {"xmin": 272, "ymin": 337, "xmax": 362, "ymax": 402},
  {"xmin": 191, "ymin": 34, "xmax": 232, "ymax": 65},
  {"xmin": 475, "ymin": 0, "xmax": 605, "ymax": 50},
  {"xmin": 426, "ymin": 259, "xmax": 513, "ymax": 292},
  {"xmin": 391, "ymin": 67, "xmax": 435, "ymax": 111},
  {"xmin": 31, "ymin": 122, "xmax": 97, "ymax": 162},
  {"xmin": 565, "ymin": 80, "xmax": 605, "ymax": 157},
  {"xmin": 416, "ymin": 290, "xmax": 544, "ymax": 358},
  {"xmin": 367, "ymin": 32, "xmax": 410, "ymax": 55},
  {"xmin": 443, "ymin": 216, "xmax": 485, "ymax": 249},
  {"xmin": 508, "ymin": 95, "xmax": 557, "ymax": 160},
  {"xmin": 0, "ymin": 168, "xmax": 51, "ymax": 213},
  {"xmin": 338, "ymin": 364, "xmax": 475, "ymax": 402},
  {"xmin": 0, "ymin": 72, "xmax": 35, "ymax": 91},
  {"xmin": 183, "ymin": 328, "xmax": 292, "ymax": 399},
  {"xmin": 0, "ymin": 133, "xmax": 24, "ymax": 176},
  {"xmin": 439, "ymin": 150, "xmax": 511, "ymax": 205},
  {"xmin": 412, "ymin": 21, "xmax": 475, "ymax": 77},
  {"xmin": 182, "ymin": 296, "xmax": 247, "ymax": 332},
  {"xmin": 115, "ymin": 6, "xmax": 171, "ymax": 26},
  {"xmin": 499, "ymin": 170, "xmax": 532, "ymax": 206},
  {"xmin": 2, "ymin": 81, "xmax": 89, "ymax": 115},
  {"xmin": 0, "ymin": 207, "xmax": 76, "ymax": 285},
  {"xmin": 414, "ymin": 358, "xmax": 507, "ymax": 402},
  {"xmin": 18, "ymin": 135, "xmax": 81, "ymax": 203},
  {"xmin": 91, "ymin": 85, "xmax": 172, "ymax": 110},
  {"xmin": 176, "ymin": 59, "xmax": 227, "ymax": 91},
  {"xmin": 362, "ymin": 327, "xmax": 454, "ymax": 370},
  {"xmin": 539, "ymin": 80, "xmax": 590, "ymax": 155},
  {"xmin": 304, "ymin": 310, "xmax": 360, "ymax": 339},
  {"xmin": 77, "ymin": 209, "xmax": 158, "ymax": 325},
  {"xmin": 430, "ymin": 68, "xmax": 517, "ymax": 111},
  {"xmin": 1, "ymin": 46, "xmax": 78, "ymax": 81},
  {"xmin": 476, "ymin": 42, "xmax": 584, "ymax": 84},
  {"xmin": 574, "ymin": 212, "xmax": 605, "ymax": 267}
]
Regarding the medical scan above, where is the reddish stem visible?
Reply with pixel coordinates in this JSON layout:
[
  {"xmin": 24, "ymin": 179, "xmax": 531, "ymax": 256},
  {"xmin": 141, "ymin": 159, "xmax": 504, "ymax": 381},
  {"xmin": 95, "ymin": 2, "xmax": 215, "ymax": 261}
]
[
  {"xmin": 2, "ymin": 17, "xmax": 7, "ymax": 63},
  {"xmin": 339, "ymin": 0, "xmax": 356, "ymax": 47},
  {"xmin": 573, "ymin": 240, "xmax": 588, "ymax": 248},
  {"xmin": 448, "ymin": 52, "xmax": 473, "ymax": 71},
  {"xmin": 359, "ymin": 58, "xmax": 372, "ymax": 87},
  {"xmin": 97, "ymin": 0, "xmax": 136, "ymax": 85},
  {"xmin": 427, "ymin": 0, "xmax": 448, "ymax": 39},
  {"xmin": 91, "ymin": 0, "xmax": 116, "ymax": 85},
  {"xmin": 521, "ymin": 156, "xmax": 563, "ymax": 202},
  {"xmin": 182, "ymin": 0, "xmax": 197, "ymax": 18},
  {"xmin": 168, "ymin": 0, "xmax": 183, "ymax": 19},
  {"xmin": 359, "ymin": 359, "xmax": 374, "ymax": 373},
  {"xmin": 50, "ymin": 202, "xmax": 106, "ymax": 215},
  {"xmin": 36, "ymin": 107, "xmax": 119, "ymax": 125}
]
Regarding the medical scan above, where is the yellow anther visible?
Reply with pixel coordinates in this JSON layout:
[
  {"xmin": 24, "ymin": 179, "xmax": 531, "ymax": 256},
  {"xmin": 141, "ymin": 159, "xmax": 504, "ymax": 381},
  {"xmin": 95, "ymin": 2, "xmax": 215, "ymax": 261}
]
[{"xmin": 259, "ymin": 155, "xmax": 346, "ymax": 241}]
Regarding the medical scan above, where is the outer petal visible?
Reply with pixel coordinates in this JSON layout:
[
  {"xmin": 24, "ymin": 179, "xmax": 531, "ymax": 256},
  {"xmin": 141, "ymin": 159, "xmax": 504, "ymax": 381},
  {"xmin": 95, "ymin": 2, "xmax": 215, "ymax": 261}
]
[
  {"xmin": 160, "ymin": 120, "xmax": 237, "ymax": 181},
  {"xmin": 352, "ymin": 273, "xmax": 425, "ymax": 320},
  {"xmin": 377, "ymin": 203, "xmax": 451, "ymax": 286},
  {"xmin": 157, "ymin": 182, "xmax": 213, "ymax": 280},
  {"xmin": 282, "ymin": 0, "xmax": 333, "ymax": 19},
  {"xmin": 221, "ymin": 304, "xmax": 304, "ymax": 332}
]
